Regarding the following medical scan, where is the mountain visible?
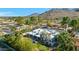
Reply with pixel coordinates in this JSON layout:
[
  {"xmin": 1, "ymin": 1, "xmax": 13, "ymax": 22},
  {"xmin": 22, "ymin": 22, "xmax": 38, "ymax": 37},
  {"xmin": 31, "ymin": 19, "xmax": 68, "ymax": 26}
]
[
  {"xmin": 39, "ymin": 9, "xmax": 79, "ymax": 20},
  {"xmin": 29, "ymin": 13, "xmax": 39, "ymax": 16}
]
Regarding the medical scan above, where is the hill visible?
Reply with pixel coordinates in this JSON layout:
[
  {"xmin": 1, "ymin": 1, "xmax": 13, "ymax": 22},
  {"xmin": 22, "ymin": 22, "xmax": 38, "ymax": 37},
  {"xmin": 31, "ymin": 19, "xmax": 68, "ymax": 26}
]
[{"xmin": 39, "ymin": 9, "xmax": 79, "ymax": 20}]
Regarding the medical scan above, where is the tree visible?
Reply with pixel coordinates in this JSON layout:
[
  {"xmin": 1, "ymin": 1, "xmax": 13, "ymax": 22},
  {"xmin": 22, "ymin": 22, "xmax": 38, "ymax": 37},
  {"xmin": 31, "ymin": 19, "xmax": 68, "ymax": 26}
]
[
  {"xmin": 69, "ymin": 19, "xmax": 78, "ymax": 31},
  {"xmin": 15, "ymin": 17, "xmax": 25, "ymax": 25},
  {"xmin": 15, "ymin": 37, "xmax": 34, "ymax": 51},
  {"xmin": 3, "ymin": 31, "xmax": 22, "ymax": 46},
  {"xmin": 40, "ymin": 30, "xmax": 51, "ymax": 41},
  {"xmin": 76, "ymin": 18, "xmax": 79, "ymax": 31},
  {"xmin": 3, "ymin": 31, "xmax": 49, "ymax": 51},
  {"xmin": 9, "ymin": 17, "xmax": 17, "ymax": 21},
  {"xmin": 47, "ymin": 20, "xmax": 53, "ymax": 27},
  {"xmin": 3, "ymin": 31, "xmax": 33, "ymax": 50},
  {"xmin": 26, "ymin": 18, "xmax": 32, "ymax": 25},
  {"xmin": 36, "ymin": 43, "xmax": 49, "ymax": 51},
  {"xmin": 9, "ymin": 26, "xmax": 16, "ymax": 32},
  {"xmin": 61, "ymin": 16, "xmax": 70, "ymax": 31},
  {"xmin": 61, "ymin": 17, "xmax": 70, "ymax": 25},
  {"xmin": 40, "ymin": 30, "xmax": 52, "ymax": 47},
  {"xmin": 55, "ymin": 31, "xmax": 76, "ymax": 51},
  {"xmin": 3, "ymin": 34, "xmax": 16, "ymax": 44}
]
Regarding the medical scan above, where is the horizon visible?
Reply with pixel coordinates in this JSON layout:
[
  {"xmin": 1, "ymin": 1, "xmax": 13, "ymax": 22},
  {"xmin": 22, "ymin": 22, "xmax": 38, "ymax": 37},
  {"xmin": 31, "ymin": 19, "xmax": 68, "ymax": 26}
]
[
  {"xmin": 0, "ymin": 8, "xmax": 77, "ymax": 16},
  {"xmin": 0, "ymin": 8, "xmax": 51, "ymax": 16}
]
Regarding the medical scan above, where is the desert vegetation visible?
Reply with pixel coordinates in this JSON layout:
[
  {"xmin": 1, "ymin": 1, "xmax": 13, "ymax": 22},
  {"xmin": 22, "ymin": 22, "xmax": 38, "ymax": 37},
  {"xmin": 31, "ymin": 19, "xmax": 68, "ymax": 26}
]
[{"xmin": 0, "ymin": 8, "xmax": 79, "ymax": 51}]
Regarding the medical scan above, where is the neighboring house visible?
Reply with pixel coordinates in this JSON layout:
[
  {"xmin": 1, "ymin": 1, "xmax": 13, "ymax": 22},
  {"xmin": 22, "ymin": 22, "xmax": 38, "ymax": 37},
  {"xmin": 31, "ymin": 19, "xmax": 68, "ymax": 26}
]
[
  {"xmin": 74, "ymin": 32, "xmax": 79, "ymax": 39},
  {"xmin": 15, "ymin": 25, "xmax": 27, "ymax": 31},
  {"xmin": 2, "ymin": 28, "xmax": 12, "ymax": 35},
  {"xmin": 26, "ymin": 28, "xmax": 59, "ymax": 47}
]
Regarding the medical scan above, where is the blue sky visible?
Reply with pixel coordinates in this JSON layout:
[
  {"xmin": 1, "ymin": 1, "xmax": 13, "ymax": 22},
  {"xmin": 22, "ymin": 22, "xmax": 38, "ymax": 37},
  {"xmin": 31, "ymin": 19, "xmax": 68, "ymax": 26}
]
[{"xmin": 0, "ymin": 8, "xmax": 51, "ymax": 16}]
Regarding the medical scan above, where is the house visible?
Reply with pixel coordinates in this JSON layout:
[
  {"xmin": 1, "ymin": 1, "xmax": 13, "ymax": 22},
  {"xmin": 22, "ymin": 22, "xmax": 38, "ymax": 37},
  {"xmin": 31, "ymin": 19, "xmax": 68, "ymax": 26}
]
[
  {"xmin": 26, "ymin": 28, "xmax": 60, "ymax": 47},
  {"xmin": 13, "ymin": 24, "xmax": 27, "ymax": 31},
  {"xmin": 2, "ymin": 28, "xmax": 12, "ymax": 35},
  {"xmin": 74, "ymin": 32, "xmax": 79, "ymax": 40}
]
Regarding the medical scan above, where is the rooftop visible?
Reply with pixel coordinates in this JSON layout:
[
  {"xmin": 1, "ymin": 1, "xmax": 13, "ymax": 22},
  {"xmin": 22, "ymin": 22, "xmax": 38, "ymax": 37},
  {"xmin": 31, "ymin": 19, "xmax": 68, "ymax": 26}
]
[{"xmin": 26, "ymin": 28, "xmax": 59, "ymax": 39}]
